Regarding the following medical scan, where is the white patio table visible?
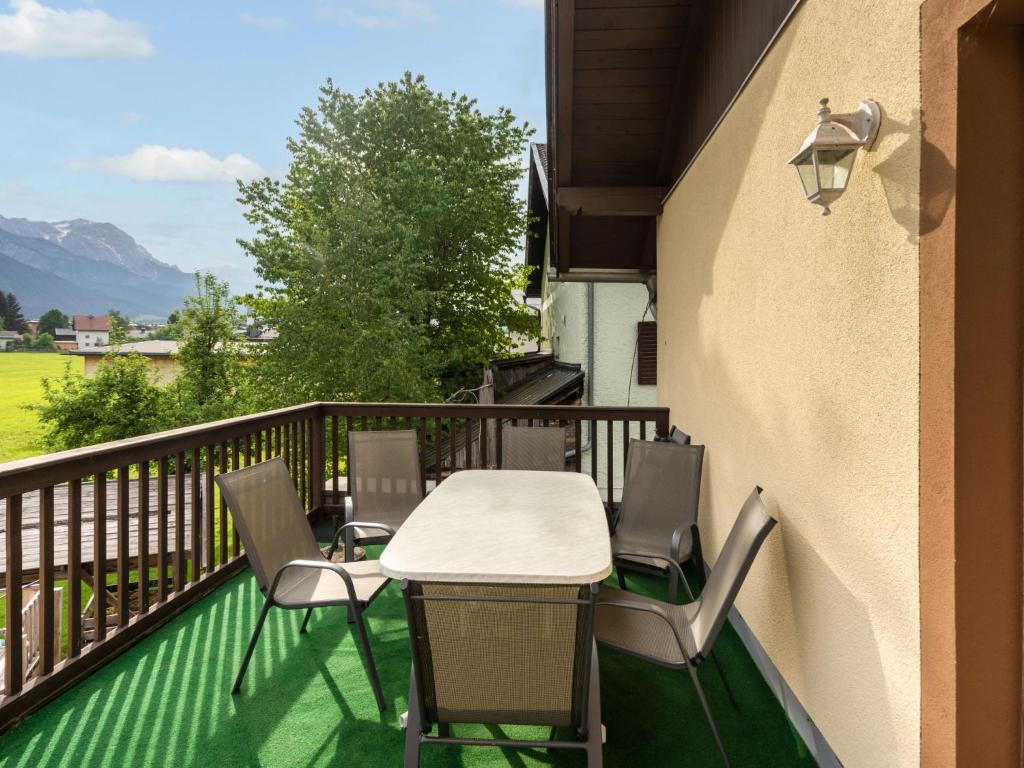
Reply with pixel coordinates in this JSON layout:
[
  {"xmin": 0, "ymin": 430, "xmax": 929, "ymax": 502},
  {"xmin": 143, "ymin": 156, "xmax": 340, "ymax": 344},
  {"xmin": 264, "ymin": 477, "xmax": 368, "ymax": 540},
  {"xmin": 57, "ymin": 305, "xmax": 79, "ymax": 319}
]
[{"xmin": 379, "ymin": 469, "xmax": 612, "ymax": 584}]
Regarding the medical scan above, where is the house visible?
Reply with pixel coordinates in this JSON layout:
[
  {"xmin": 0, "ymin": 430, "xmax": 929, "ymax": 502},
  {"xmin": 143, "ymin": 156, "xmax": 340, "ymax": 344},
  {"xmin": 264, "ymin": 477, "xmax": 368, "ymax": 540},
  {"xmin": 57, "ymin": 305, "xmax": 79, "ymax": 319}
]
[
  {"xmin": 71, "ymin": 315, "xmax": 110, "ymax": 348},
  {"xmin": 25, "ymin": 321, "xmax": 38, "ymax": 338},
  {"xmin": 525, "ymin": 142, "xmax": 656, "ymax": 498},
  {"xmin": 69, "ymin": 340, "xmax": 180, "ymax": 384},
  {"xmin": 52, "ymin": 328, "xmax": 77, "ymax": 351},
  {"xmin": 0, "ymin": 330, "xmax": 20, "ymax": 351},
  {"xmin": 542, "ymin": 0, "xmax": 1024, "ymax": 765}
]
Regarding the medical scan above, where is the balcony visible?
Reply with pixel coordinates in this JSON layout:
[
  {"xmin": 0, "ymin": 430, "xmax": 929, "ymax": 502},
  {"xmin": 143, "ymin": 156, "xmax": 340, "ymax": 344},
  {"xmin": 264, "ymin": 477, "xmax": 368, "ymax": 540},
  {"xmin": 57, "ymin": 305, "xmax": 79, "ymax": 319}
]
[{"xmin": 0, "ymin": 403, "xmax": 815, "ymax": 766}]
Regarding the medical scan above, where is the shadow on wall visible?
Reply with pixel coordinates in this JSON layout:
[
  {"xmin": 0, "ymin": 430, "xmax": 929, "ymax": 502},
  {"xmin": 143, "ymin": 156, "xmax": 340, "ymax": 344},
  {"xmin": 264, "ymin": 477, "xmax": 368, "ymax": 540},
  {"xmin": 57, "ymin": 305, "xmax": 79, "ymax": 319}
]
[
  {"xmin": 780, "ymin": 523, "xmax": 899, "ymax": 759},
  {"xmin": 874, "ymin": 108, "xmax": 953, "ymax": 241}
]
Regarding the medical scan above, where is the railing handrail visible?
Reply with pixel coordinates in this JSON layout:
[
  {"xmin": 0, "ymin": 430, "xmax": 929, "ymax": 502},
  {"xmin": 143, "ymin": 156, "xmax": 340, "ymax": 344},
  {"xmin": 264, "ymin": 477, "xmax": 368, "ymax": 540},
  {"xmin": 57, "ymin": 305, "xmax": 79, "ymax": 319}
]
[
  {"xmin": 0, "ymin": 403, "xmax": 319, "ymax": 498},
  {"xmin": 0, "ymin": 401, "xmax": 669, "ymax": 499},
  {"xmin": 319, "ymin": 401, "xmax": 669, "ymax": 421}
]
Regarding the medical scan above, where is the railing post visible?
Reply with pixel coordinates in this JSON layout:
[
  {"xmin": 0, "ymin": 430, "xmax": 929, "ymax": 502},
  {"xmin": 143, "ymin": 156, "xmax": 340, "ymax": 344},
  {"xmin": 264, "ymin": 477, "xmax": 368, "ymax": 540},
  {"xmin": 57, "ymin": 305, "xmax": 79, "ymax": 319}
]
[
  {"xmin": 655, "ymin": 409, "xmax": 670, "ymax": 439},
  {"xmin": 310, "ymin": 407, "xmax": 324, "ymax": 512},
  {"xmin": 5, "ymin": 494, "xmax": 23, "ymax": 694}
]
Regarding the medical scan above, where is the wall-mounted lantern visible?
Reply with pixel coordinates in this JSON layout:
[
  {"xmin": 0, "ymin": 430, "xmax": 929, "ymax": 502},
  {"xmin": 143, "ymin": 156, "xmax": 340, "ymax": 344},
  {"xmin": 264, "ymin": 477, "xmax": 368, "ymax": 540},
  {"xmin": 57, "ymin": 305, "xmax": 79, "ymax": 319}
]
[{"xmin": 789, "ymin": 98, "xmax": 881, "ymax": 215}]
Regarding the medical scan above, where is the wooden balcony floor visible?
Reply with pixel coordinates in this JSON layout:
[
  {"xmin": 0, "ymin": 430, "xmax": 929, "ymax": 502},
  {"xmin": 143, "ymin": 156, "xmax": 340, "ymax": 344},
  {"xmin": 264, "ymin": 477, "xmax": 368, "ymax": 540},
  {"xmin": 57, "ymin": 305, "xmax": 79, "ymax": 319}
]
[{"xmin": 0, "ymin": 557, "xmax": 817, "ymax": 767}]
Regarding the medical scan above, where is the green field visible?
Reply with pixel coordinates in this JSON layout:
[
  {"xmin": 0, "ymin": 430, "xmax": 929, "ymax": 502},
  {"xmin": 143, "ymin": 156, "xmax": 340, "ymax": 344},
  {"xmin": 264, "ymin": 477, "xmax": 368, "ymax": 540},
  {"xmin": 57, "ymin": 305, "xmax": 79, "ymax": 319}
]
[{"xmin": 0, "ymin": 352, "xmax": 81, "ymax": 464}]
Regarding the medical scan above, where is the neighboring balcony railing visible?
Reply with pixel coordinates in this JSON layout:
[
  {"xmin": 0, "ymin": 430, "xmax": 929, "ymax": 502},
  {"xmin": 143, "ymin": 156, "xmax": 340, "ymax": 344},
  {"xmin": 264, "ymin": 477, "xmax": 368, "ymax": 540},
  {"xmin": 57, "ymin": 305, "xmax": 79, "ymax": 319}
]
[{"xmin": 0, "ymin": 401, "xmax": 669, "ymax": 731}]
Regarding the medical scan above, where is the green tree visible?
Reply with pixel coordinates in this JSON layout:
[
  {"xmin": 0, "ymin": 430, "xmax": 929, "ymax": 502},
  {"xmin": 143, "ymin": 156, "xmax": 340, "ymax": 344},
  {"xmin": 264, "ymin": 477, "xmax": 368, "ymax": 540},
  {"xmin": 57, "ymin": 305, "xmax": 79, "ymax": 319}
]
[
  {"xmin": 108, "ymin": 309, "xmax": 129, "ymax": 344},
  {"xmin": 168, "ymin": 272, "xmax": 248, "ymax": 424},
  {"xmin": 33, "ymin": 332, "xmax": 55, "ymax": 350},
  {"xmin": 35, "ymin": 354, "xmax": 168, "ymax": 451},
  {"xmin": 38, "ymin": 308, "xmax": 69, "ymax": 337},
  {"xmin": 237, "ymin": 73, "xmax": 538, "ymax": 406},
  {"xmin": 1, "ymin": 292, "xmax": 28, "ymax": 333}
]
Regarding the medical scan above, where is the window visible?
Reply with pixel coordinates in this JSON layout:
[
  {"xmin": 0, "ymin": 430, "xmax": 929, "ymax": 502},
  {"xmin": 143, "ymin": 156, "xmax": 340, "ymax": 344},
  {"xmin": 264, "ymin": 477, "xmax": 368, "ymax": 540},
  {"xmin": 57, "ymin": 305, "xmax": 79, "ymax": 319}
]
[{"xmin": 637, "ymin": 321, "xmax": 657, "ymax": 386}]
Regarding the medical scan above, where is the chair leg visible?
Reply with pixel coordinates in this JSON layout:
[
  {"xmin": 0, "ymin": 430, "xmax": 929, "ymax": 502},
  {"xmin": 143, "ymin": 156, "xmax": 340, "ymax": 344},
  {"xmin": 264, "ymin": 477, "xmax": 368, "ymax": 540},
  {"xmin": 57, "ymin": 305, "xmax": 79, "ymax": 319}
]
[
  {"xmin": 405, "ymin": 669, "xmax": 423, "ymax": 768},
  {"xmin": 687, "ymin": 664, "xmax": 731, "ymax": 768},
  {"xmin": 668, "ymin": 567, "xmax": 679, "ymax": 604},
  {"xmin": 300, "ymin": 607, "xmax": 314, "ymax": 634},
  {"xmin": 436, "ymin": 722, "xmax": 450, "ymax": 738},
  {"xmin": 233, "ymin": 596, "xmax": 273, "ymax": 694},
  {"xmin": 617, "ymin": 566, "xmax": 627, "ymax": 591},
  {"xmin": 709, "ymin": 650, "xmax": 738, "ymax": 708},
  {"xmin": 584, "ymin": 642, "xmax": 604, "ymax": 767},
  {"xmin": 352, "ymin": 604, "xmax": 386, "ymax": 712}
]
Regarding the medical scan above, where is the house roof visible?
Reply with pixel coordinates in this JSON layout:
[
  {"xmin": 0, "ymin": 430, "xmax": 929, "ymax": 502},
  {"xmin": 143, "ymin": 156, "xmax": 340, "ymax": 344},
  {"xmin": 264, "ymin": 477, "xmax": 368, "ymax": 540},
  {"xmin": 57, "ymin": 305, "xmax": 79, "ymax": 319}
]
[
  {"xmin": 54, "ymin": 328, "xmax": 75, "ymax": 339},
  {"xmin": 0, "ymin": 330, "xmax": 22, "ymax": 339},
  {"xmin": 69, "ymin": 340, "xmax": 179, "ymax": 357},
  {"xmin": 73, "ymin": 315, "xmax": 111, "ymax": 332},
  {"xmin": 524, "ymin": 143, "xmax": 550, "ymax": 298},
  {"xmin": 496, "ymin": 361, "xmax": 584, "ymax": 405}
]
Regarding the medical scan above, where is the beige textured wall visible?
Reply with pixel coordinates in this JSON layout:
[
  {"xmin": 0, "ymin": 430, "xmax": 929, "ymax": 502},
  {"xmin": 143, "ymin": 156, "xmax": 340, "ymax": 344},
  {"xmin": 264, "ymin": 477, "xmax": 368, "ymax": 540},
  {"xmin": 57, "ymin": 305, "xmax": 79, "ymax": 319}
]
[{"xmin": 656, "ymin": 1, "xmax": 921, "ymax": 766}]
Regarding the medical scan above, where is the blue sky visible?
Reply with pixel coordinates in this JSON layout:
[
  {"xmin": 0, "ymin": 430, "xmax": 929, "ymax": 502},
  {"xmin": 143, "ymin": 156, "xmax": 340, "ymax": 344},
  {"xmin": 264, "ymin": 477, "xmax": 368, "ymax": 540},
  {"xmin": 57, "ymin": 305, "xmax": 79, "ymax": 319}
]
[{"xmin": 0, "ymin": 0, "xmax": 545, "ymax": 293}]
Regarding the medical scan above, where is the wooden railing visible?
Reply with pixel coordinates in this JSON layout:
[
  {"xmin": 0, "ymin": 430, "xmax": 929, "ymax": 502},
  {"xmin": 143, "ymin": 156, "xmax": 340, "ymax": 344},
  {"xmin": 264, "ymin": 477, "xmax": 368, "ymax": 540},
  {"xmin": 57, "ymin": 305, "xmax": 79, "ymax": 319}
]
[{"xmin": 0, "ymin": 401, "xmax": 668, "ymax": 731}]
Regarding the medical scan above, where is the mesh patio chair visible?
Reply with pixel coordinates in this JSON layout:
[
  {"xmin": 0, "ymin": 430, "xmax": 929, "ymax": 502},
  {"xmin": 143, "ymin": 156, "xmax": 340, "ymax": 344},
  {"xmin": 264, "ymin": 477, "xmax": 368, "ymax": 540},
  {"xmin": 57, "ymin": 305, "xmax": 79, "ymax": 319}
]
[
  {"xmin": 596, "ymin": 487, "xmax": 777, "ymax": 768},
  {"xmin": 500, "ymin": 425, "xmax": 567, "ymax": 471},
  {"xmin": 613, "ymin": 438, "xmax": 705, "ymax": 603},
  {"xmin": 345, "ymin": 429, "xmax": 423, "ymax": 564},
  {"xmin": 216, "ymin": 457, "xmax": 393, "ymax": 710},
  {"xmin": 401, "ymin": 581, "xmax": 604, "ymax": 767}
]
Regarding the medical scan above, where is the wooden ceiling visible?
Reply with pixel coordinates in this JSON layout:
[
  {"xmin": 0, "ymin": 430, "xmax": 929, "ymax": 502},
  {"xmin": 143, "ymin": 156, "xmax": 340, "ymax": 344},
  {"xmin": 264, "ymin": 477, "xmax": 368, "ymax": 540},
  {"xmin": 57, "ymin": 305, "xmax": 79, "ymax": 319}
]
[{"xmin": 545, "ymin": 0, "xmax": 800, "ymax": 279}]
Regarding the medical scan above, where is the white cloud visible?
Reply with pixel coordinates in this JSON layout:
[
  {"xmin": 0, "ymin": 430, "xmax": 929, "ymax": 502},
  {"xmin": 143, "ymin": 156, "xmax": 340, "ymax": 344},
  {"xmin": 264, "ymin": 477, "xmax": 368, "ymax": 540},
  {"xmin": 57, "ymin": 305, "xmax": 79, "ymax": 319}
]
[
  {"xmin": 66, "ymin": 145, "xmax": 266, "ymax": 183},
  {"xmin": 239, "ymin": 11, "xmax": 287, "ymax": 30},
  {"xmin": 0, "ymin": 0, "xmax": 154, "ymax": 60},
  {"xmin": 315, "ymin": 0, "xmax": 439, "ymax": 30},
  {"xmin": 119, "ymin": 111, "xmax": 143, "ymax": 123}
]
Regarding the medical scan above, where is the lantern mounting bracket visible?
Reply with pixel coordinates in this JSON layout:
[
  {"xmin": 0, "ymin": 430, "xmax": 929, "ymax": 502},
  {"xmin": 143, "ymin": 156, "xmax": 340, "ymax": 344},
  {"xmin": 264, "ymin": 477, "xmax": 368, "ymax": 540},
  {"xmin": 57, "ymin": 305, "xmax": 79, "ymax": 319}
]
[{"xmin": 823, "ymin": 98, "xmax": 881, "ymax": 151}]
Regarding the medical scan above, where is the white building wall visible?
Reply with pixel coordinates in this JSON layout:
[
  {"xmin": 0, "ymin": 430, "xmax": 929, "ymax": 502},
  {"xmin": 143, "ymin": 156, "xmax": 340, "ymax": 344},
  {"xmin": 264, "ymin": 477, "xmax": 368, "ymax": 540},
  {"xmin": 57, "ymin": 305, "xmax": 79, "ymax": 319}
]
[{"xmin": 542, "ymin": 278, "xmax": 657, "ymax": 497}]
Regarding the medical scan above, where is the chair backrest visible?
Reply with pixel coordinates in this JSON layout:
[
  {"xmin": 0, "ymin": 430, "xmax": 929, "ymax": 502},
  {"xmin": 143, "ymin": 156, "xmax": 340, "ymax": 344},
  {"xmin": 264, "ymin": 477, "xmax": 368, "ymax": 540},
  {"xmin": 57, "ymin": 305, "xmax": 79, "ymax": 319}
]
[
  {"xmin": 688, "ymin": 487, "xmax": 777, "ymax": 656},
  {"xmin": 667, "ymin": 425, "xmax": 691, "ymax": 445},
  {"xmin": 215, "ymin": 457, "xmax": 321, "ymax": 592},
  {"xmin": 403, "ymin": 582, "xmax": 596, "ymax": 729},
  {"xmin": 501, "ymin": 425, "xmax": 567, "ymax": 471},
  {"xmin": 615, "ymin": 438, "xmax": 704, "ymax": 557},
  {"xmin": 348, "ymin": 429, "xmax": 424, "ymax": 529}
]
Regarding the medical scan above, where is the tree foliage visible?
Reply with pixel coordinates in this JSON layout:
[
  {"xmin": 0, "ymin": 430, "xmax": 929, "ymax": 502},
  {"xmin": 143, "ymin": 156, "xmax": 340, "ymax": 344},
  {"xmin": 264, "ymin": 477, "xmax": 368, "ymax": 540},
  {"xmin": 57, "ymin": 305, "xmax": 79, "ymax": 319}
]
[
  {"xmin": 37, "ymin": 308, "xmax": 69, "ymax": 337},
  {"xmin": 35, "ymin": 354, "xmax": 168, "ymax": 451},
  {"xmin": 238, "ymin": 73, "xmax": 538, "ymax": 406},
  {"xmin": 0, "ymin": 292, "xmax": 28, "ymax": 333},
  {"xmin": 108, "ymin": 309, "xmax": 130, "ymax": 344},
  {"xmin": 167, "ymin": 272, "xmax": 249, "ymax": 423}
]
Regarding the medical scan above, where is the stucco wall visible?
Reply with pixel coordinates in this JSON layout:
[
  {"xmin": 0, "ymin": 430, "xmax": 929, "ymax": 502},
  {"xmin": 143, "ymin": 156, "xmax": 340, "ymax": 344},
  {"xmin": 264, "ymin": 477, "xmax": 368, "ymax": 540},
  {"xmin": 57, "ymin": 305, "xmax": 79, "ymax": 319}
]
[
  {"xmin": 542, "ymin": 277, "xmax": 656, "ymax": 494},
  {"xmin": 656, "ymin": 1, "xmax": 921, "ymax": 766}
]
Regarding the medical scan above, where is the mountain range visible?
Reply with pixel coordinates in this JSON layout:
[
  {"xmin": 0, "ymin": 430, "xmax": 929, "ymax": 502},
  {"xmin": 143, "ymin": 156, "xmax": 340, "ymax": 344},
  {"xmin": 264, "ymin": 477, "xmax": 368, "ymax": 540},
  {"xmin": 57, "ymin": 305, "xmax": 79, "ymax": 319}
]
[{"xmin": 0, "ymin": 215, "xmax": 196, "ymax": 321}]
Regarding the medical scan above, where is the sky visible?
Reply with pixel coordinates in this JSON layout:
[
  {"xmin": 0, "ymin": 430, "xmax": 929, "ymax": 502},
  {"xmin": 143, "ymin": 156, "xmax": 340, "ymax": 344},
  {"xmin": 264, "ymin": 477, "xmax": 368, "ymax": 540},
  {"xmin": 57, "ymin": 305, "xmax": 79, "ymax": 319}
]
[{"xmin": 0, "ymin": 0, "xmax": 546, "ymax": 294}]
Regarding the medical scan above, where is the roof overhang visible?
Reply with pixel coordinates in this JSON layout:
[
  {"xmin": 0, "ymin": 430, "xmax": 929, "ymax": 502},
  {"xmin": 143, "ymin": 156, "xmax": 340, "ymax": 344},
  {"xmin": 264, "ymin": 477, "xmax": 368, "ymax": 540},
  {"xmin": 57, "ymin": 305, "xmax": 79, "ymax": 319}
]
[{"xmin": 545, "ymin": 0, "xmax": 802, "ymax": 281}]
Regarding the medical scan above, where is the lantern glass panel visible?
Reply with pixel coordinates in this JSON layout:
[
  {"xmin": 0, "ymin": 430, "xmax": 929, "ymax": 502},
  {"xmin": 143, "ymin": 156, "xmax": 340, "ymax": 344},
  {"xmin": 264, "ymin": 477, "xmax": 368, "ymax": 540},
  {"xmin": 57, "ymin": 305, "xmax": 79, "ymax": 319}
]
[
  {"xmin": 814, "ymin": 147, "xmax": 857, "ymax": 191},
  {"xmin": 794, "ymin": 153, "xmax": 818, "ymax": 198}
]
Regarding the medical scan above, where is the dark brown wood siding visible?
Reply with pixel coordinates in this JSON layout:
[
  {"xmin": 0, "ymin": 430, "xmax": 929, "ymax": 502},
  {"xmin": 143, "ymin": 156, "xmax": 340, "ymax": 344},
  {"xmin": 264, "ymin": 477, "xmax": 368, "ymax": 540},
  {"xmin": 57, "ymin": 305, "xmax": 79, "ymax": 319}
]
[{"xmin": 637, "ymin": 321, "xmax": 657, "ymax": 385}]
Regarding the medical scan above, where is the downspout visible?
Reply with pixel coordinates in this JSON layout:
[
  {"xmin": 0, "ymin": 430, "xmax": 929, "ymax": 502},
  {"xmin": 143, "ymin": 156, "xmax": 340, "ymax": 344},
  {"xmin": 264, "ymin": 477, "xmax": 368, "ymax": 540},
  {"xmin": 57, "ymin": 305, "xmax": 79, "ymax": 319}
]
[{"xmin": 581, "ymin": 282, "xmax": 595, "ymax": 452}]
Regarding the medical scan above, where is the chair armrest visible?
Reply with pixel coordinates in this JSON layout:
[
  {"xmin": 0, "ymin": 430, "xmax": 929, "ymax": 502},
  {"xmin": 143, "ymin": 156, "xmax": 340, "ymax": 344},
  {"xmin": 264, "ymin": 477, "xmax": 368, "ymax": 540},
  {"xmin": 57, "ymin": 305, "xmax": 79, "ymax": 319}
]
[
  {"xmin": 613, "ymin": 549, "xmax": 691, "ymax": 598},
  {"xmin": 596, "ymin": 595, "xmax": 691, "ymax": 662},
  {"xmin": 268, "ymin": 559, "xmax": 359, "ymax": 605},
  {"xmin": 327, "ymin": 521, "xmax": 397, "ymax": 558}
]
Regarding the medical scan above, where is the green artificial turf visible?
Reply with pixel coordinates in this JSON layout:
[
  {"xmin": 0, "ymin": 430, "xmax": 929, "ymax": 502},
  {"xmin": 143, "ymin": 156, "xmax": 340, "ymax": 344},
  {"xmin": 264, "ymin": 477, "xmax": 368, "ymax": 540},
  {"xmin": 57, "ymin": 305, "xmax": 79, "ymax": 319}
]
[{"xmin": 0, "ymin": 556, "xmax": 817, "ymax": 767}]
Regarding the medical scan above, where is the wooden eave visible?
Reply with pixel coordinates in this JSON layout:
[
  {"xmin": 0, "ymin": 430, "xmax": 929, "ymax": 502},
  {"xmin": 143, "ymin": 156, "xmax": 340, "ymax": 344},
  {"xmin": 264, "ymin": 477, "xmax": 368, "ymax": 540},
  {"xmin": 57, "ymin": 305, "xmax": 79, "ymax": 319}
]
[{"xmin": 546, "ymin": 0, "xmax": 802, "ymax": 281}]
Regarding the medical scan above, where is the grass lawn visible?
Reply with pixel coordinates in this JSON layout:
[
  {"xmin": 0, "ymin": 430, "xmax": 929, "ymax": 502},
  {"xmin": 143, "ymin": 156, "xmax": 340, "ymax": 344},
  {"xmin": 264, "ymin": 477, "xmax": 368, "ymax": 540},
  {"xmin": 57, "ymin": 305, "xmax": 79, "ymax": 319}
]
[{"xmin": 0, "ymin": 352, "xmax": 79, "ymax": 464}]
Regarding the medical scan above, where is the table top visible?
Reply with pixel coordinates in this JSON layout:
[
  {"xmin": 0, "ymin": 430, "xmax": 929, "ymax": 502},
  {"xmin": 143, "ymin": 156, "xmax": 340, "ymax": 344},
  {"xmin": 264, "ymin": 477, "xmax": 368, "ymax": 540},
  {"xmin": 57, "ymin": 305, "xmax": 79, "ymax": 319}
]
[{"xmin": 379, "ymin": 470, "xmax": 612, "ymax": 585}]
